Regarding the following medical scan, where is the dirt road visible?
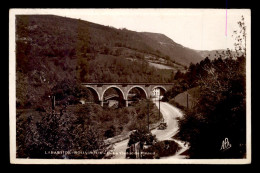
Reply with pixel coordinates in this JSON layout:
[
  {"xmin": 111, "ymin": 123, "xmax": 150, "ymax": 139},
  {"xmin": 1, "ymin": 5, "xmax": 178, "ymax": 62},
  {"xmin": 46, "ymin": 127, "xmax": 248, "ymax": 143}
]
[{"xmin": 110, "ymin": 99, "xmax": 188, "ymax": 159}]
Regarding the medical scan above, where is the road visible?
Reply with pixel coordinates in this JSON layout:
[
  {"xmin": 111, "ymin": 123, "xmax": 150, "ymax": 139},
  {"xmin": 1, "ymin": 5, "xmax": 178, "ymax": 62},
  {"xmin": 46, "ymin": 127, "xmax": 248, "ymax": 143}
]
[{"xmin": 110, "ymin": 99, "xmax": 188, "ymax": 159}]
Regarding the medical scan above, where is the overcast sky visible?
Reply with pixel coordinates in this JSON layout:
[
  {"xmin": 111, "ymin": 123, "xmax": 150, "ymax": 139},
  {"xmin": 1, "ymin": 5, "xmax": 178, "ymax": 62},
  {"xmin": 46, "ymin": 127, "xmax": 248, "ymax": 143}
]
[{"xmin": 19, "ymin": 9, "xmax": 250, "ymax": 51}]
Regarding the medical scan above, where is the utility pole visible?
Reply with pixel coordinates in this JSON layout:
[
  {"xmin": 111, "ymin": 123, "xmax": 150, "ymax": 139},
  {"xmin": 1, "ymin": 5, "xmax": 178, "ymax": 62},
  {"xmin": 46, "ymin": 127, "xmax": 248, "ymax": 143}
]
[
  {"xmin": 147, "ymin": 99, "xmax": 149, "ymax": 132},
  {"xmin": 50, "ymin": 95, "xmax": 55, "ymax": 115},
  {"xmin": 159, "ymin": 96, "xmax": 160, "ymax": 120},
  {"xmin": 187, "ymin": 93, "xmax": 189, "ymax": 109}
]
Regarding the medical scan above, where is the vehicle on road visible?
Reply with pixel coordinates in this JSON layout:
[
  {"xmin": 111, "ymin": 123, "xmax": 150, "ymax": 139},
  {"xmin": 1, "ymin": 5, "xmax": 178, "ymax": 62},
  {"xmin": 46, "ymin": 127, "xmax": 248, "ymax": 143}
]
[{"xmin": 158, "ymin": 122, "xmax": 167, "ymax": 130}]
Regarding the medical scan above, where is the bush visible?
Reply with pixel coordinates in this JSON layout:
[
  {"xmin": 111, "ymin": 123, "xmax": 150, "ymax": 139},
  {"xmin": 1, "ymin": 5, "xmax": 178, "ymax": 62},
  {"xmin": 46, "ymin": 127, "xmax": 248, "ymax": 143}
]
[
  {"xmin": 17, "ymin": 109, "xmax": 110, "ymax": 159},
  {"xmin": 128, "ymin": 128, "xmax": 157, "ymax": 147},
  {"xmin": 176, "ymin": 56, "xmax": 246, "ymax": 158},
  {"xmin": 142, "ymin": 140, "xmax": 180, "ymax": 158},
  {"xmin": 104, "ymin": 125, "xmax": 116, "ymax": 138}
]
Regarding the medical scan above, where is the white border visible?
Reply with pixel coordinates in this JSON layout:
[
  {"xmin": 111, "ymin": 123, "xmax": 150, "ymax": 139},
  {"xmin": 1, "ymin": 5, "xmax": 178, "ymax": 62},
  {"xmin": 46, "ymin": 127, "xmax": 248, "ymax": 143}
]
[{"xmin": 9, "ymin": 8, "xmax": 251, "ymax": 164}]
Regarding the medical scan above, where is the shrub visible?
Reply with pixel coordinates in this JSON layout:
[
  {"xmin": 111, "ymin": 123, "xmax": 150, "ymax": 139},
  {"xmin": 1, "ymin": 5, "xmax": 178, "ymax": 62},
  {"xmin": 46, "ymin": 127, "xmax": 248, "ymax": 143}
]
[
  {"xmin": 104, "ymin": 125, "xmax": 116, "ymax": 138},
  {"xmin": 142, "ymin": 140, "xmax": 180, "ymax": 158}
]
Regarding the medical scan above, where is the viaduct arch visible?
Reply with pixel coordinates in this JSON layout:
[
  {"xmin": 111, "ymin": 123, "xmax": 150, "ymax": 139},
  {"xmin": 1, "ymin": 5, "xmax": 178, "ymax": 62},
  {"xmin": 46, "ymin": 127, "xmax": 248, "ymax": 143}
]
[{"xmin": 127, "ymin": 85, "xmax": 148, "ymax": 99}]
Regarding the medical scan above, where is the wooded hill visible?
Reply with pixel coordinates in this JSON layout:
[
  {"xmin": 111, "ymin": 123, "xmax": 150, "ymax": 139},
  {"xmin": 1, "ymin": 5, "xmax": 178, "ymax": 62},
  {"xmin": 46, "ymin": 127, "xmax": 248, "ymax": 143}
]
[
  {"xmin": 15, "ymin": 15, "xmax": 205, "ymax": 108},
  {"xmin": 16, "ymin": 15, "xmax": 204, "ymax": 66}
]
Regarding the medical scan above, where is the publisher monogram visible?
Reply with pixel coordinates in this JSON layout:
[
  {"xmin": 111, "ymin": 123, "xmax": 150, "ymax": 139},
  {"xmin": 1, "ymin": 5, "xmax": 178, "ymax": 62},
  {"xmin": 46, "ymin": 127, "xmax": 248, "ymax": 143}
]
[{"xmin": 220, "ymin": 138, "xmax": 232, "ymax": 151}]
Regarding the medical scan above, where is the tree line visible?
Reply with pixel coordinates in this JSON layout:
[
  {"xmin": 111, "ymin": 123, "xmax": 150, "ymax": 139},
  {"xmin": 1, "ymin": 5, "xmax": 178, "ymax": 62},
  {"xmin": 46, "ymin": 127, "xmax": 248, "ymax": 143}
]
[{"xmin": 165, "ymin": 16, "xmax": 247, "ymax": 158}]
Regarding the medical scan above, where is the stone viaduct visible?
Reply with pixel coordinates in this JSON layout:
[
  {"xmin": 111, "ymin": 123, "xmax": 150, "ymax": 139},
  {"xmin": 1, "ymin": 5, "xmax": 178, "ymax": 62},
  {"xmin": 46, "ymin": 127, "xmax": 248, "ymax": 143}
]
[{"xmin": 81, "ymin": 83, "xmax": 174, "ymax": 107}]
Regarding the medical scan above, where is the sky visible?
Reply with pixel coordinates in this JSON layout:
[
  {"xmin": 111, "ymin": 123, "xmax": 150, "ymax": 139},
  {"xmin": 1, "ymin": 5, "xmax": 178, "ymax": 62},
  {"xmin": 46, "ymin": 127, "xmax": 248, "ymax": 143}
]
[{"xmin": 18, "ymin": 9, "xmax": 250, "ymax": 51}]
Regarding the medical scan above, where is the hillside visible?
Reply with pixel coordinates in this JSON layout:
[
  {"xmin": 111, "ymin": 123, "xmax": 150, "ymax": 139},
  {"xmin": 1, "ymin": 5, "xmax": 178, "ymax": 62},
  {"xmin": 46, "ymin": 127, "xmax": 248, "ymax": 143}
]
[
  {"xmin": 15, "ymin": 15, "xmax": 210, "ymax": 108},
  {"xmin": 16, "ymin": 15, "xmax": 177, "ymax": 108},
  {"xmin": 141, "ymin": 32, "xmax": 204, "ymax": 65},
  {"xmin": 16, "ymin": 15, "xmax": 203, "ymax": 67},
  {"xmin": 170, "ymin": 87, "xmax": 200, "ymax": 109}
]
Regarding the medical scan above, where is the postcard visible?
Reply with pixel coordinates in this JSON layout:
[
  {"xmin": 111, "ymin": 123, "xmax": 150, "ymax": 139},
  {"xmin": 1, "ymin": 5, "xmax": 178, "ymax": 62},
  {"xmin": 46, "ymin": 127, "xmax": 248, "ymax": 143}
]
[{"xmin": 9, "ymin": 8, "xmax": 251, "ymax": 164}]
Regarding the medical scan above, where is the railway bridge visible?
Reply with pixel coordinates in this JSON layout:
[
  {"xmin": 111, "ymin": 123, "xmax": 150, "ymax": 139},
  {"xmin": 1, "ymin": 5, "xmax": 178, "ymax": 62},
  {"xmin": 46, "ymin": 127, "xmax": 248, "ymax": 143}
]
[{"xmin": 81, "ymin": 83, "xmax": 174, "ymax": 107}]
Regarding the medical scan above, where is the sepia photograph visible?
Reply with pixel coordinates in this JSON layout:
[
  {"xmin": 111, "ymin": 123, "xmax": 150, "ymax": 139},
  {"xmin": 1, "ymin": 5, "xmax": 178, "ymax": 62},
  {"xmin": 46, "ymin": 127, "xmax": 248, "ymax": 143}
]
[{"xmin": 9, "ymin": 9, "xmax": 251, "ymax": 164}]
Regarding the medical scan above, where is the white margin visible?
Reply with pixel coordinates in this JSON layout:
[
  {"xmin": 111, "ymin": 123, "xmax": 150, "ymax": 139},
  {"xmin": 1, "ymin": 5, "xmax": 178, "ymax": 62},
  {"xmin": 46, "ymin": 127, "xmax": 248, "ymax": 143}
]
[{"xmin": 9, "ymin": 8, "xmax": 251, "ymax": 164}]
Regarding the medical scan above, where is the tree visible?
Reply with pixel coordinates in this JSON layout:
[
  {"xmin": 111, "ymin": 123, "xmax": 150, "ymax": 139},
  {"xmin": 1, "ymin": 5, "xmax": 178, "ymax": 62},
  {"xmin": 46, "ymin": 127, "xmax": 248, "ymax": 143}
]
[
  {"xmin": 104, "ymin": 125, "xmax": 116, "ymax": 138},
  {"xmin": 128, "ymin": 128, "xmax": 157, "ymax": 149},
  {"xmin": 18, "ymin": 106, "xmax": 111, "ymax": 159},
  {"xmin": 71, "ymin": 125, "xmax": 111, "ymax": 159},
  {"xmin": 174, "ymin": 70, "xmax": 183, "ymax": 80},
  {"xmin": 176, "ymin": 16, "xmax": 247, "ymax": 158},
  {"xmin": 233, "ymin": 15, "xmax": 247, "ymax": 57}
]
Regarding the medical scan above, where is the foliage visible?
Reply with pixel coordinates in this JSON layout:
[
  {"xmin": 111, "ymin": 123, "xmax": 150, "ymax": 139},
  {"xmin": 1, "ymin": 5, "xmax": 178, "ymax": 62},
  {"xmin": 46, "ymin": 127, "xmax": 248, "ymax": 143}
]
[
  {"xmin": 17, "ymin": 106, "xmax": 110, "ymax": 159},
  {"xmin": 128, "ymin": 128, "xmax": 157, "ymax": 148},
  {"xmin": 162, "ymin": 57, "xmax": 212, "ymax": 101},
  {"xmin": 81, "ymin": 55, "xmax": 175, "ymax": 83},
  {"xmin": 16, "ymin": 99, "xmax": 162, "ymax": 158},
  {"xmin": 175, "ymin": 16, "xmax": 247, "ymax": 158},
  {"xmin": 127, "ymin": 128, "xmax": 180, "ymax": 159},
  {"xmin": 16, "ymin": 15, "xmax": 179, "ymax": 109},
  {"xmin": 142, "ymin": 140, "xmax": 180, "ymax": 159},
  {"xmin": 104, "ymin": 125, "xmax": 116, "ymax": 138},
  {"xmin": 127, "ymin": 100, "xmax": 162, "ymax": 131},
  {"xmin": 175, "ymin": 57, "xmax": 246, "ymax": 158}
]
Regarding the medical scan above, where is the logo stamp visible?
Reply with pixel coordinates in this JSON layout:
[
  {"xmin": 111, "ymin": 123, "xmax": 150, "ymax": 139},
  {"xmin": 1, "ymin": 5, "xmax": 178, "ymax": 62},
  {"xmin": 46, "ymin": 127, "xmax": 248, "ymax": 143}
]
[{"xmin": 220, "ymin": 138, "xmax": 232, "ymax": 151}]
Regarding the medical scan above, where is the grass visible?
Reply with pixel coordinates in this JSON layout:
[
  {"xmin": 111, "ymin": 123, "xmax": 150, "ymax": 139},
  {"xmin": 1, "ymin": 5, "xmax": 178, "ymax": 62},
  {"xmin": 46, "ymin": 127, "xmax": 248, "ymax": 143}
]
[{"xmin": 170, "ymin": 87, "xmax": 200, "ymax": 109}]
